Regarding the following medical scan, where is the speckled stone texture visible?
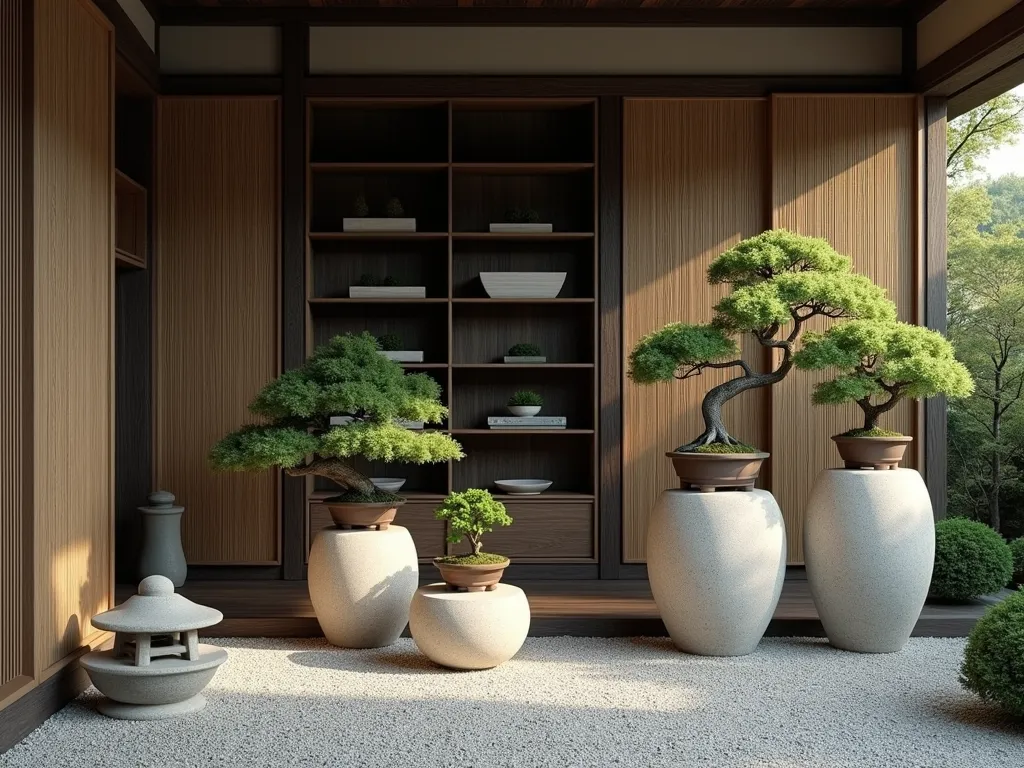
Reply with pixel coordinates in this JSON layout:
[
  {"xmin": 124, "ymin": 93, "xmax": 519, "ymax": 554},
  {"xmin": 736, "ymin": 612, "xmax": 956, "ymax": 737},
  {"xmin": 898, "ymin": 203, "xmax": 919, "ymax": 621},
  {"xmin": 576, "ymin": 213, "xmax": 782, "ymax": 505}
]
[
  {"xmin": 307, "ymin": 525, "xmax": 419, "ymax": 648},
  {"xmin": 4, "ymin": 637, "xmax": 1023, "ymax": 768},
  {"xmin": 410, "ymin": 583, "xmax": 530, "ymax": 669},
  {"xmin": 805, "ymin": 469, "xmax": 935, "ymax": 654},
  {"xmin": 647, "ymin": 489, "xmax": 786, "ymax": 656}
]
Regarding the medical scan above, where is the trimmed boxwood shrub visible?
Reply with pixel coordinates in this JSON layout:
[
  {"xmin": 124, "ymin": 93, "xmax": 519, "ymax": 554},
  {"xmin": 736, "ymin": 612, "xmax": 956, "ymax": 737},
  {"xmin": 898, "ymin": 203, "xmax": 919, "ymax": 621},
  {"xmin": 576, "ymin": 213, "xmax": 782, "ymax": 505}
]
[
  {"xmin": 960, "ymin": 589, "xmax": 1024, "ymax": 716},
  {"xmin": 1010, "ymin": 538, "xmax": 1024, "ymax": 585},
  {"xmin": 930, "ymin": 518, "xmax": 1013, "ymax": 601}
]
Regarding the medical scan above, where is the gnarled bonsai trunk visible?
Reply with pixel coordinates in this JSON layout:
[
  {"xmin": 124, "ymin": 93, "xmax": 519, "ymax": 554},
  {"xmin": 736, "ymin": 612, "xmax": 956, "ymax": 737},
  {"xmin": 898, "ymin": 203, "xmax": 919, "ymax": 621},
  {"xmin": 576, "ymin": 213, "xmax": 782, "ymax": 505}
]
[{"xmin": 285, "ymin": 457, "xmax": 375, "ymax": 494}]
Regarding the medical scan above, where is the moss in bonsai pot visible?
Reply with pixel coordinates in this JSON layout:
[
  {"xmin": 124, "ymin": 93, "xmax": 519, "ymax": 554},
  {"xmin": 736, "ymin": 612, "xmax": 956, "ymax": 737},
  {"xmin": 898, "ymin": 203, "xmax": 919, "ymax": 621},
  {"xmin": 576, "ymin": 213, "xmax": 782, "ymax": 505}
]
[
  {"xmin": 505, "ymin": 207, "xmax": 541, "ymax": 224},
  {"xmin": 507, "ymin": 343, "xmax": 542, "ymax": 357},
  {"xmin": 209, "ymin": 332, "xmax": 464, "ymax": 527},
  {"xmin": 930, "ymin": 518, "xmax": 1013, "ymax": 601},
  {"xmin": 433, "ymin": 489, "xmax": 513, "ymax": 591},
  {"xmin": 960, "ymin": 589, "xmax": 1024, "ymax": 716},
  {"xmin": 385, "ymin": 197, "xmax": 405, "ymax": 218}
]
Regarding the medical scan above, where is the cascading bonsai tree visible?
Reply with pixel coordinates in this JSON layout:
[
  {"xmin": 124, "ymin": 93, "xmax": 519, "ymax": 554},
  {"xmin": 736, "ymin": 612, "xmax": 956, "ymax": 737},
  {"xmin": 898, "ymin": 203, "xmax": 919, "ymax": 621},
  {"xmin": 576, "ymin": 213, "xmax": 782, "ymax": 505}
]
[
  {"xmin": 628, "ymin": 229, "xmax": 896, "ymax": 454},
  {"xmin": 793, "ymin": 320, "xmax": 974, "ymax": 436},
  {"xmin": 209, "ymin": 332, "xmax": 463, "ymax": 503}
]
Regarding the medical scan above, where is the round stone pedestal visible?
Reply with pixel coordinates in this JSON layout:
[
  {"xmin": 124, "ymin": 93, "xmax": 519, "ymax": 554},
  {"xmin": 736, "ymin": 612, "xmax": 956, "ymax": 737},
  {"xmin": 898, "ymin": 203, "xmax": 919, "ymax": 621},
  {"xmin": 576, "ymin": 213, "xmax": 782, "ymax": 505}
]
[
  {"xmin": 308, "ymin": 525, "xmax": 419, "ymax": 648},
  {"xmin": 409, "ymin": 583, "xmax": 530, "ymax": 669},
  {"xmin": 647, "ymin": 489, "xmax": 787, "ymax": 656},
  {"xmin": 805, "ymin": 469, "xmax": 934, "ymax": 653}
]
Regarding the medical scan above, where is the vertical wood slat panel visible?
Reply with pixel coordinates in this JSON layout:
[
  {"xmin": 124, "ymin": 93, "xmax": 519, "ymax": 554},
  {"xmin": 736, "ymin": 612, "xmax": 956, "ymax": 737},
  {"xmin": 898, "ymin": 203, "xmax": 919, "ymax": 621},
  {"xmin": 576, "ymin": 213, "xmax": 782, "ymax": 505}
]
[
  {"xmin": 771, "ymin": 95, "xmax": 919, "ymax": 563},
  {"xmin": 623, "ymin": 99, "xmax": 769, "ymax": 563},
  {"xmin": 1, "ymin": 0, "xmax": 28, "ymax": 691},
  {"xmin": 34, "ymin": 0, "xmax": 114, "ymax": 672},
  {"xmin": 155, "ymin": 98, "xmax": 280, "ymax": 565}
]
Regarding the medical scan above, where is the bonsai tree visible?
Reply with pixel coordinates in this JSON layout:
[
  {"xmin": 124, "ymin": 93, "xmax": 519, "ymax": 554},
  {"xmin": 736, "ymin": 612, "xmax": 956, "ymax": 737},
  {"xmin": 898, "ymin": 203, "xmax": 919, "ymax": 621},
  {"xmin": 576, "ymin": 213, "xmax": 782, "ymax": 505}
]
[
  {"xmin": 377, "ymin": 333, "xmax": 403, "ymax": 352},
  {"xmin": 357, "ymin": 274, "xmax": 397, "ymax": 287},
  {"xmin": 508, "ymin": 390, "xmax": 543, "ymax": 408},
  {"xmin": 209, "ymin": 332, "xmax": 463, "ymax": 501},
  {"xmin": 508, "ymin": 343, "xmax": 542, "ymax": 357},
  {"xmin": 628, "ymin": 229, "xmax": 896, "ymax": 452},
  {"xmin": 505, "ymin": 207, "xmax": 541, "ymax": 224},
  {"xmin": 434, "ymin": 489, "xmax": 512, "ymax": 564},
  {"xmin": 793, "ymin": 320, "xmax": 974, "ymax": 436},
  {"xmin": 385, "ymin": 197, "xmax": 405, "ymax": 218},
  {"xmin": 353, "ymin": 193, "xmax": 369, "ymax": 218}
]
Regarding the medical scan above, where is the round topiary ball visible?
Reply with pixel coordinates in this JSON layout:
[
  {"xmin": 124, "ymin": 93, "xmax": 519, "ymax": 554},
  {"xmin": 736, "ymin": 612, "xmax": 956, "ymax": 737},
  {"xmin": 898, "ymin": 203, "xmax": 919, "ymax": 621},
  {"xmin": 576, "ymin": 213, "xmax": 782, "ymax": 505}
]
[
  {"xmin": 960, "ymin": 589, "xmax": 1024, "ymax": 716},
  {"xmin": 1010, "ymin": 538, "xmax": 1024, "ymax": 585},
  {"xmin": 930, "ymin": 518, "xmax": 1013, "ymax": 601}
]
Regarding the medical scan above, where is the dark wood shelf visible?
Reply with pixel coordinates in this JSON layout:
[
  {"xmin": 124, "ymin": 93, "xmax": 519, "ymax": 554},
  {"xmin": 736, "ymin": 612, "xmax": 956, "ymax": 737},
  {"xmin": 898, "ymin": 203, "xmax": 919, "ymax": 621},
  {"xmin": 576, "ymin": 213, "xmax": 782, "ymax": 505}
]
[
  {"xmin": 114, "ymin": 247, "xmax": 145, "ymax": 270},
  {"xmin": 309, "ymin": 231, "xmax": 449, "ymax": 241},
  {"xmin": 491, "ymin": 492, "xmax": 595, "ymax": 502},
  {"xmin": 453, "ymin": 363, "xmax": 594, "ymax": 369},
  {"xmin": 309, "ymin": 490, "xmax": 446, "ymax": 502},
  {"xmin": 310, "ymin": 162, "xmax": 449, "ymax": 173},
  {"xmin": 309, "ymin": 297, "xmax": 448, "ymax": 307},
  {"xmin": 452, "ymin": 162, "xmax": 594, "ymax": 174},
  {"xmin": 402, "ymin": 363, "xmax": 449, "ymax": 370},
  {"xmin": 451, "ymin": 429, "xmax": 594, "ymax": 436},
  {"xmin": 114, "ymin": 168, "xmax": 146, "ymax": 194},
  {"xmin": 452, "ymin": 232, "xmax": 594, "ymax": 241},
  {"xmin": 453, "ymin": 298, "xmax": 595, "ymax": 304}
]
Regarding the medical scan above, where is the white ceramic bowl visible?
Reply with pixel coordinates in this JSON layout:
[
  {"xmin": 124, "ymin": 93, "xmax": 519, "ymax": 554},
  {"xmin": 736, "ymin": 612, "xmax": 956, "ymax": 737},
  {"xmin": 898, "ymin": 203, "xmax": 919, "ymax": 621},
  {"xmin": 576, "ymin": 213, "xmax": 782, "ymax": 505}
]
[
  {"xmin": 495, "ymin": 479, "xmax": 553, "ymax": 496},
  {"xmin": 480, "ymin": 272, "xmax": 567, "ymax": 299},
  {"xmin": 371, "ymin": 478, "xmax": 407, "ymax": 493},
  {"xmin": 508, "ymin": 405, "xmax": 542, "ymax": 417}
]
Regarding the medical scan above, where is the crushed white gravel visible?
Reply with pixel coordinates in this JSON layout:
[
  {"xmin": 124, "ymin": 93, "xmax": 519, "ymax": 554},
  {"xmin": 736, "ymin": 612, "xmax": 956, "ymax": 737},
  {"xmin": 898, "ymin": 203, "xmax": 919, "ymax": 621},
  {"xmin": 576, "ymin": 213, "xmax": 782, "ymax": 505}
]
[{"xmin": 2, "ymin": 637, "xmax": 1022, "ymax": 768}]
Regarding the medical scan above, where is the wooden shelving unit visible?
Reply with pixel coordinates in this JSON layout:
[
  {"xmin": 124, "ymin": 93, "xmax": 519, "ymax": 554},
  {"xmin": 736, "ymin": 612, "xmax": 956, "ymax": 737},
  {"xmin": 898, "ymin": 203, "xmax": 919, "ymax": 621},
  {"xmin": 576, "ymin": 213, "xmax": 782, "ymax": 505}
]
[
  {"xmin": 305, "ymin": 97, "xmax": 599, "ymax": 563},
  {"xmin": 114, "ymin": 169, "xmax": 147, "ymax": 269}
]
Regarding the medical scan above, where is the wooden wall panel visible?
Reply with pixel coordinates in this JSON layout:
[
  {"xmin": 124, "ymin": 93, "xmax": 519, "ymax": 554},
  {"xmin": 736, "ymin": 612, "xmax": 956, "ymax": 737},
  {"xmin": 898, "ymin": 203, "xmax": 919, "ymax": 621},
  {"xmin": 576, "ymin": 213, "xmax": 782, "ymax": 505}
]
[
  {"xmin": 623, "ymin": 99, "xmax": 769, "ymax": 562},
  {"xmin": 33, "ymin": 0, "xmax": 114, "ymax": 672},
  {"xmin": 155, "ymin": 98, "xmax": 280, "ymax": 565},
  {"xmin": 1, "ymin": 0, "xmax": 29, "ymax": 695},
  {"xmin": 771, "ymin": 95, "xmax": 919, "ymax": 562}
]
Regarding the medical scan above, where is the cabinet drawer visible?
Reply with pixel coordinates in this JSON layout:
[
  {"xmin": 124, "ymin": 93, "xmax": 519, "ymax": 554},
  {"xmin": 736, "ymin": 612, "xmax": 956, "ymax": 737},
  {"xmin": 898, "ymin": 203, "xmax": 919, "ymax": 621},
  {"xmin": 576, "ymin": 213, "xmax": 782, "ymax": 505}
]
[
  {"xmin": 451, "ymin": 502, "xmax": 594, "ymax": 560},
  {"xmin": 307, "ymin": 502, "xmax": 447, "ymax": 562}
]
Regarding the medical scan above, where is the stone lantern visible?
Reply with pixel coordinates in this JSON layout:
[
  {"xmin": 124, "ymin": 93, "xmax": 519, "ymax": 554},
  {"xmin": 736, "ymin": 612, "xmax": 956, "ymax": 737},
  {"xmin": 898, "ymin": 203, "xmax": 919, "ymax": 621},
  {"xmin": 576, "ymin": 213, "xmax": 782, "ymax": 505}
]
[{"xmin": 80, "ymin": 575, "xmax": 227, "ymax": 720}]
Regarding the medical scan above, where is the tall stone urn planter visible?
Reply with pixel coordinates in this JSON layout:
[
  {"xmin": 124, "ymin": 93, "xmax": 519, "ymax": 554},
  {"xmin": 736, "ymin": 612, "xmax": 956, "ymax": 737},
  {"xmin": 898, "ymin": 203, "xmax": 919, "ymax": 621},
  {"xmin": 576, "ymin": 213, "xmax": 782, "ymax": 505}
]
[
  {"xmin": 307, "ymin": 525, "xmax": 419, "ymax": 648},
  {"xmin": 138, "ymin": 491, "xmax": 187, "ymax": 588},
  {"xmin": 647, "ymin": 489, "xmax": 787, "ymax": 656},
  {"xmin": 804, "ymin": 469, "xmax": 934, "ymax": 653}
]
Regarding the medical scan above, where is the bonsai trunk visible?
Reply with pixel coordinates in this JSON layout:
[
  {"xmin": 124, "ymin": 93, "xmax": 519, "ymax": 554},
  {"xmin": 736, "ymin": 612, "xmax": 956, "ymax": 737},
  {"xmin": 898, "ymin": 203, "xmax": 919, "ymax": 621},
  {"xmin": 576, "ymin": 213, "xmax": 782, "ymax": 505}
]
[
  {"xmin": 856, "ymin": 393, "xmax": 902, "ymax": 433},
  {"xmin": 467, "ymin": 534, "xmax": 482, "ymax": 556},
  {"xmin": 285, "ymin": 457, "xmax": 375, "ymax": 495}
]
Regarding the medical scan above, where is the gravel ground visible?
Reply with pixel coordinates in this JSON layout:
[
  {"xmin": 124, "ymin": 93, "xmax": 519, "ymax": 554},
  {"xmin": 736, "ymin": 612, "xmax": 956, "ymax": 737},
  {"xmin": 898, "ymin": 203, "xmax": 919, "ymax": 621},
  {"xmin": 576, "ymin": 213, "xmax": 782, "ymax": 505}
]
[{"xmin": 2, "ymin": 637, "xmax": 1022, "ymax": 768}]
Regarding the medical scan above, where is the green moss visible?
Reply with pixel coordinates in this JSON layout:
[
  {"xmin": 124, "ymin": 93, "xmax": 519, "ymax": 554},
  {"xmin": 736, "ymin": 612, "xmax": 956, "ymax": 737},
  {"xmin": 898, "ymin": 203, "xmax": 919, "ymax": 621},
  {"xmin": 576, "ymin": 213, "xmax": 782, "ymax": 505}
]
[
  {"xmin": 1010, "ymin": 538, "xmax": 1024, "ymax": 584},
  {"xmin": 435, "ymin": 553, "xmax": 509, "ymax": 566},
  {"xmin": 689, "ymin": 443, "xmax": 758, "ymax": 454},
  {"xmin": 930, "ymin": 518, "xmax": 1013, "ymax": 601},
  {"xmin": 960, "ymin": 589, "xmax": 1024, "ymax": 716},
  {"xmin": 839, "ymin": 427, "xmax": 905, "ymax": 438},
  {"xmin": 327, "ymin": 489, "xmax": 404, "ymax": 505}
]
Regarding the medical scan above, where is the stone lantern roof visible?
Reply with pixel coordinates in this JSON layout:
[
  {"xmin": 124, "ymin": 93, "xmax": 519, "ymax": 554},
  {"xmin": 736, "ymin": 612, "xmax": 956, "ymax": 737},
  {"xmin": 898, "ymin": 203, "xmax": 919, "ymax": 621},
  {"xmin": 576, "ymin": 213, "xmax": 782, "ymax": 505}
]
[{"xmin": 93, "ymin": 575, "xmax": 222, "ymax": 635}]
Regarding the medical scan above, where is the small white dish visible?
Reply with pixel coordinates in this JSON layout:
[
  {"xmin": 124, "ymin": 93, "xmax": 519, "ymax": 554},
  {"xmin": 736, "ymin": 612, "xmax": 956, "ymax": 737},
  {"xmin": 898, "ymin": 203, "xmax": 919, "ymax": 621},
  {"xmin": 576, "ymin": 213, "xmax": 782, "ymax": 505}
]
[
  {"xmin": 495, "ymin": 479, "xmax": 553, "ymax": 496},
  {"xmin": 508, "ymin": 405, "xmax": 542, "ymax": 417},
  {"xmin": 371, "ymin": 478, "xmax": 407, "ymax": 493}
]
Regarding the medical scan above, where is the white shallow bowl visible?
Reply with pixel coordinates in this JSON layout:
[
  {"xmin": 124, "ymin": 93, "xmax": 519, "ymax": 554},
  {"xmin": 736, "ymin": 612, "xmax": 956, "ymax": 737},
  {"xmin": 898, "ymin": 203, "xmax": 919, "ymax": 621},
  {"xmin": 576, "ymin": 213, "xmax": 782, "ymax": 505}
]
[
  {"xmin": 371, "ymin": 478, "xmax": 407, "ymax": 493},
  {"xmin": 495, "ymin": 479, "xmax": 553, "ymax": 496},
  {"xmin": 480, "ymin": 272, "xmax": 567, "ymax": 299}
]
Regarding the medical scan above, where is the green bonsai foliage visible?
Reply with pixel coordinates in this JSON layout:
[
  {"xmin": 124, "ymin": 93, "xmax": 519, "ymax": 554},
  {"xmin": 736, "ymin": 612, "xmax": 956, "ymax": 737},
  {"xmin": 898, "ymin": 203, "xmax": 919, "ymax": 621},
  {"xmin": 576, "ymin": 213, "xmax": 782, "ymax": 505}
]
[
  {"xmin": 794, "ymin": 320, "xmax": 974, "ymax": 433},
  {"xmin": 628, "ymin": 229, "xmax": 896, "ymax": 452},
  {"xmin": 508, "ymin": 343, "xmax": 542, "ymax": 357},
  {"xmin": 1010, "ymin": 538, "xmax": 1024, "ymax": 584},
  {"xmin": 376, "ymin": 333, "xmax": 403, "ymax": 352},
  {"xmin": 434, "ymin": 489, "xmax": 513, "ymax": 564},
  {"xmin": 209, "ymin": 332, "xmax": 463, "ymax": 500},
  {"xmin": 353, "ymin": 193, "xmax": 370, "ymax": 218},
  {"xmin": 357, "ymin": 274, "xmax": 398, "ymax": 287},
  {"xmin": 506, "ymin": 207, "xmax": 541, "ymax": 224},
  {"xmin": 960, "ymin": 589, "xmax": 1024, "ymax": 716},
  {"xmin": 930, "ymin": 518, "xmax": 1013, "ymax": 601},
  {"xmin": 508, "ymin": 390, "xmax": 543, "ymax": 407},
  {"xmin": 385, "ymin": 197, "xmax": 405, "ymax": 218}
]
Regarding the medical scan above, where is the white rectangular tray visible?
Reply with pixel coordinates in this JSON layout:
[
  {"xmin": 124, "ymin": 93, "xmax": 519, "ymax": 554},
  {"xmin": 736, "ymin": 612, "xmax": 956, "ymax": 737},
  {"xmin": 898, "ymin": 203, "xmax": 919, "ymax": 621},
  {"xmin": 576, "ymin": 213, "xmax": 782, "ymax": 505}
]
[
  {"xmin": 489, "ymin": 223, "xmax": 553, "ymax": 233},
  {"xmin": 350, "ymin": 286, "xmax": 426, "ymax": 299},
  {"xmin": 343, "ymin": 218, "xmax": 416, "ymax": 232}
]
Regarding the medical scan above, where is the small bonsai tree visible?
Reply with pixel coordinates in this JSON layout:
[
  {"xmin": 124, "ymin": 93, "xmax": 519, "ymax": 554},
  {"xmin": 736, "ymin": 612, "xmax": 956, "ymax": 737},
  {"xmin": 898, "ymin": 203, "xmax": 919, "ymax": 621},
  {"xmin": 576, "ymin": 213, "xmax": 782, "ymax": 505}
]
[
  {"xmin": 505, "ymin": 207, "xmax": 541, "ymax": 224},
  {"xmin": 508, "ymin": 390, "xmax": 543, "ymax": 407},
  {"xmin": 508, "ymin": 343, "xmax": 542, "ymax": 357},
  {"xmin": 793, "ymin": 320, "xmax": 974, "ymax": 436},
  {"xmin": 209, "ymin": 332, "xmax": 463, "ymax": 501},
  {"xmin": 960, "ymin": 589, "xmax": 1024, "ymax": 716},
  {"xmin": 628, "ymin": 229, "xmax": 896, "ymax": 452},
  {"xmin": 930, "ymin": 518, "xmax": 1013, "ymax": 601},
  {"xmin": 434, "ymin": 489, "xmax": 513, "ymax": 565},
  {"xmin": 376, "ymin": 333, "xmax": 403, "ymax": 352},
  {"xmin": 357, "ymin": 274, "xmax": 397, "ymax": 287},
  {"xmin": 385, "ymin": 197, "xmax": 405, "ymax": 218},
  {"xmin": 353, "ymin": 193, "xmax": 370, "ymax": 218}
]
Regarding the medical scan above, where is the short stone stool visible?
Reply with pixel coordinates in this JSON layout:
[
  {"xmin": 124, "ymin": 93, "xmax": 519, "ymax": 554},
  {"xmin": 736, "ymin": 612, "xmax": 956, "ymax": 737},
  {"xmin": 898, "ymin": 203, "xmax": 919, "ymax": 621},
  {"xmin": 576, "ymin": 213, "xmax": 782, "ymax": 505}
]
[{"xmin": 409, "ymin": 583, "xmax": 530, "ymax": 670}]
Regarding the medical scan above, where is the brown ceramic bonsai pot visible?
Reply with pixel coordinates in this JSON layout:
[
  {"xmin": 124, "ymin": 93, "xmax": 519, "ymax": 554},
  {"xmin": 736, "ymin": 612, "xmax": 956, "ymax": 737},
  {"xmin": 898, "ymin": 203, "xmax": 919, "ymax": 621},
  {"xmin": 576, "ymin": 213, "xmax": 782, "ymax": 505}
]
[
  {"xmin": 666, "ymin": 451, "xmax": 770, "ymax": 492},
  {"xmin": 832, "ymin": 435, "xmax": 913, "ymax": 470},
  {"xmin": 325, "ymin": 500, "xmax": 405, "ymax": 530},
  {"xmin": 433, "ymin": 558, "xmax": 511, "ymax": 593}
]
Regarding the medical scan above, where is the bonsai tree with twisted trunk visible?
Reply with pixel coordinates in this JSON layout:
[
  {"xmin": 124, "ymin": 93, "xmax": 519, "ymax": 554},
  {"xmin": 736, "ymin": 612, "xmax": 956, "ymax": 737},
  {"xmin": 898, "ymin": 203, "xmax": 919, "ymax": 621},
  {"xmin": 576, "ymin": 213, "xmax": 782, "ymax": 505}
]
[
  {"xmin": 628, "ymin": 229, "xmax": 897, "ymax": 454},
  {"xmin": 209, "ymin": 332, "xmax": 463, "ymax": 503}
]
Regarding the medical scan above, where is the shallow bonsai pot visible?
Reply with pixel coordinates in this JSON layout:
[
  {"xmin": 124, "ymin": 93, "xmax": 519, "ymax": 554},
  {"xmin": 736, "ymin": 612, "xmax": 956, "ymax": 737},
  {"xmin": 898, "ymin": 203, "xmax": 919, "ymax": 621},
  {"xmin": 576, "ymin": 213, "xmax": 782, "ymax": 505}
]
[
  {"xmin": 508, "ymin": 405, "xmax": 541, "ymax": 417},
  {"xmin": 324, "ymin": 500, "xmax": 405, "ymax": 530},
  {"xmin": 666, "ymin": 451, "xmax": 769, "ymax": 492},
  {"xmin": 832, "ymin": 435, "xmax": 913, "ymax": 470},
  {"xmin": 434, "ymin": 558, "xmax": 511, "ymax": 592},
  {"xmin": 494, "ymin": 479, "xmax": 552, "ymax": 496}
]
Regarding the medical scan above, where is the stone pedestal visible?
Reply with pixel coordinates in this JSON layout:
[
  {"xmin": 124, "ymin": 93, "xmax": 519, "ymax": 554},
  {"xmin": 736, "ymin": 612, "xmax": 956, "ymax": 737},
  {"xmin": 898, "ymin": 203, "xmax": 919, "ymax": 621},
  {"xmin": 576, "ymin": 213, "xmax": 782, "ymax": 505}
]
[
  {"xmin": 307, "ymin": 525, "xmax": 419, "ymax": 648},
  {"xmin": 647, "ymin": 489, "xmax": 787, "ymax": 656},
  {"xmin": 409, "ymin": 583, "xmax": 530, "ymax": 669},
  {"xmin": 805, "ymin": 469, "xmax": 934, "ymax": 653}
]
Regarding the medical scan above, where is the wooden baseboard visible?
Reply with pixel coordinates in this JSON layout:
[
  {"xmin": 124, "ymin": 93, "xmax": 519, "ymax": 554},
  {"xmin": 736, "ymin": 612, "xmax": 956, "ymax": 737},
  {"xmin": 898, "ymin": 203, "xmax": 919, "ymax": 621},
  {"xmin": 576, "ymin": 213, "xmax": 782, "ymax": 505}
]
[{"xmin": 0, "ymin": 663, "xmax": 91, "ymax": 754}]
